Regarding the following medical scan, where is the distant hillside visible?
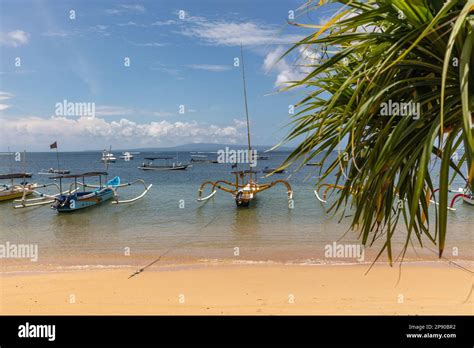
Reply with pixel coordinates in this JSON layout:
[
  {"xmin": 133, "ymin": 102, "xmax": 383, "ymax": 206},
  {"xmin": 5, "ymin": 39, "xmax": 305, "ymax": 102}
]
[{"xmin": 122, "ymin": 143, "xmax": 295, "ymax": 152}]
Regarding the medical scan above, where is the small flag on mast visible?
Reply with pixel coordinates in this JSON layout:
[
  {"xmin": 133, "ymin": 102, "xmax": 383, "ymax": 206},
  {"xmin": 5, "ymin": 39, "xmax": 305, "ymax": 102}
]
[{"xmin": 50, "ymin": 141, "xmax": 57, "ymax": 149}]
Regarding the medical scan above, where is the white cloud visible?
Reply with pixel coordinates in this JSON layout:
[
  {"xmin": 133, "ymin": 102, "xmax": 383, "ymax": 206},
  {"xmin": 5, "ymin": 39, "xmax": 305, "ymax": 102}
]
[
  {"xmin": 95, "ymin": 106, "xmax": 135, "ymax": 117},
  {"xmin": 0, "ymin": 116, "xmax": 242, "ymax": 147},
  {"xmin": 42, "ymin": 30, "xmax": 71, "ymax": 37},
  {"xmin": 0, "ymin": 30, "xmax": 30, "ymax": 47},
  {"xmin": 149, "ymin": 62, "xmax": 181, "ymax": 76},
  {"xmin": 42, "ymin": 25, "xmax": 109, "ymax": 38},
  {"xmin": 106, "ymin": 4, "xmax": 145, "ymax": 15},
  {"xmin": 233, "ymin": 118, "xmax": 248, "ymax": 128},
  {"xmin": 0, "ymin": 91, "xmax": 14, "ymax": 101},
  {"xmin": 152, "ymin": 20, "xmax": 177, "ymax": 26},
  {"xmin": 181, "ymin": 17, "xmax": 303, "ymax": 46},
  {"xmin": 262, "ymin": 45, "xmax": 322, "ymax": 87},
  {"xmin": 263, "ymin": 46, "xmax": 306, "ymax": 86},
  {"xmin": 89, "ymin": 25, "xmax": 109, "ymax": 35},
  {"xmin": 319, "ymin": 12, "xmax": 380, "ymax": 34},
  {"xmin": 118, "ymin": 21, "xmax": 147, "ymax": 27},
  {"xmin": 0, "ymin": 91, "xmax": 14, "ymax": 111},
  {"xmin": 186, "ymin": 64, "xmax": 231, "ymax": 72},
  {"xmin": 95, "ymin": 105, "xmax": 174, "ymax": 118},
  {"xmin": 131, "ymin": 42, "xmax": 166, "ymax": 47}
]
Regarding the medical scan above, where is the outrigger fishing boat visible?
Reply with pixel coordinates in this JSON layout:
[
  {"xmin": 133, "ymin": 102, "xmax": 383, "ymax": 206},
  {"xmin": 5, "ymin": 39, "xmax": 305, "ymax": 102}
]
[
  {"xmin": 38, "ymin": 168, "xmax": 71, "ymax": 175},
  {"xmin": 14, "ymin": 171, "xmax": 152, "ymax": 212},
  {"xmin": 138, "ymin": 157, "xmax": 189, "ymax": 171},
  {"xmin": 197, "ymin": 46, "xmax": 293, "ymax": 207},
  {"xmin": 190, "ymin": 155, "xmax": 218, "ymax": 164},
  {"xmin": 40, "ymin": 141, "xmax": 70, "ymax": 175},
  {"xmin": 0, "ymin": 173, "xmax": 36, "ymax": 202}
]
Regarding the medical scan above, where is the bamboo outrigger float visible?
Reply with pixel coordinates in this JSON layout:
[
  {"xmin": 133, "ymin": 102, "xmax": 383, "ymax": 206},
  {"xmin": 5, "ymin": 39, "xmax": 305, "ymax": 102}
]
[
  {"xmin": 14, "ymin": 171, "xmax": 152, "ymax": 212},
  {"xmin": 197, "ymin": 46, "xmax": 293, "ymax": 207}
]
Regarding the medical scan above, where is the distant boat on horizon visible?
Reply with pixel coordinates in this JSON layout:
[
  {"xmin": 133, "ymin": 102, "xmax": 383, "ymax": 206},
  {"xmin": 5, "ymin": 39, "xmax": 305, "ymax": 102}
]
[
  {"xmin": 138, "ymin": 157, "xmax": 189, "ymax": 171},
  {"xmin": 101, "ymin": 150, "xmax": 117, "ymax": 163},
  {"xmin": 38, "ymin": 168, "xmax": 71, "ymax": 175},
  {"xmin": 190, "ymin": 155, "xmax": 218, "ymax": 164},
  {"xmin": 120, "ymin": 152, "xmax": 135, "ymax": 160}
]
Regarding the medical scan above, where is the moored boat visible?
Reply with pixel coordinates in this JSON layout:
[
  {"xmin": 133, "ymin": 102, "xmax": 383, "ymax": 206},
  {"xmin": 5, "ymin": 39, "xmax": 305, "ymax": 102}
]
[
  {"xmin": 120, "ymin": 152, "xmax": 134, "ymax": 160},
  {"xmin": 138, "ymin": 157, "xmax": 189, "ymax": 171},
  {"xmin": 38, "ymin": 168, "xmax": 71, "ymax": 175},
  {"xmin": 0, "ymin": 173, "xmax": 37, "ymax": 201},
  {"xmin": 101, "ymin": 150, "xmax": 117, "ymax": 163},
  {"xmin": 14, "ymin": 172, "xmax": 152, "ymax": 212}
]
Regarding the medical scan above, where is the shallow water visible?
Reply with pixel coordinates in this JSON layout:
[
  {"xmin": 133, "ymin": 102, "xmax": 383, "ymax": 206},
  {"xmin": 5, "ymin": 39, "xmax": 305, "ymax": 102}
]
[{"xmin": 0, "ymin": 151, "xmax": 472, "ymax": 267}]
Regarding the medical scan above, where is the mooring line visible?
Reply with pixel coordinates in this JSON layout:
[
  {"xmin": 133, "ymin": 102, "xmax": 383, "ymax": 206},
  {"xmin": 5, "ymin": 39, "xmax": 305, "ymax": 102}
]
[{"xmin": 128, "ymin": 212, "xmax": 220, "ymax": 279}]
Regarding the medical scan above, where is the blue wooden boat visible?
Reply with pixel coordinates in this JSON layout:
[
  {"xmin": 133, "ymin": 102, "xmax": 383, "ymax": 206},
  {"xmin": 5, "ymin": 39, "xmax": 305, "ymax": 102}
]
[
  {"xmin": 51, "ymin": 172, "xmax": 117, "ymax": 212},
  {"xmin": 14, "ymin": 172, "xmax": 152, "ymax": 212}
]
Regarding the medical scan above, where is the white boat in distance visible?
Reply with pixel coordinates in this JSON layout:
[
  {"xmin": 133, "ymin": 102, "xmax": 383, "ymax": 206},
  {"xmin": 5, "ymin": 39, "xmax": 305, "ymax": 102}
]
[
  {"xmin": 138, "ymin": 157, "xmax": 189, "ymax": 171},
  {"xmin": 120, "ymin": 152, "xmax": 134, "ymax": 160},
  {"xmin": 101, "ymin": 150, "xmax": 117, "ymax": 163}
]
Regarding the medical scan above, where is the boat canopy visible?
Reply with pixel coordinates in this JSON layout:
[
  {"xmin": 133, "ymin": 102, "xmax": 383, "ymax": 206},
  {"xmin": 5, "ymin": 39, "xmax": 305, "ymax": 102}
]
[
  {"xmin": 0, "ymin": 173, "xmax": 33, "ymax": 180},
  {"xmin": 49, "ymin": 171, "xmax": 108, "ymax": 179}
]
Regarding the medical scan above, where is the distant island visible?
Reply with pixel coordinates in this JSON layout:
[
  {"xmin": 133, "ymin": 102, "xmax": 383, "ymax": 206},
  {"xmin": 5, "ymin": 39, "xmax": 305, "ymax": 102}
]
[{"xmin": 84, "ymin": 143, "xmax": 295, "ymax": 153}]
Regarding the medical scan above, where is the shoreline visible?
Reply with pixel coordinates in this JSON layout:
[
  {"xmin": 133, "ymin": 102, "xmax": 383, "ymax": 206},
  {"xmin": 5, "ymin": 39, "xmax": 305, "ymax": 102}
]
[
  {"xmin": 1, "ymin": 262, "xmax": 472, "ymax": 315},
  {"xmin": 1, "ymin": 254, "xmax": 472, "ymax": 274}
]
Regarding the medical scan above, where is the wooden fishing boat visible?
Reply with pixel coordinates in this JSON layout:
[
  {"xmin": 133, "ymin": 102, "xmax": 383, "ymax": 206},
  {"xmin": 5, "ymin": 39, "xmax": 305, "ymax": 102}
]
[
  {"xmin": 190, "ymin": 155, "xmax": 218, "ymax": 164},
  {"xmin": 138, "ymin": 157, "xmax": 189, "ymax": 171},
  {"xmin": 198, "ymin": 169, "xmax": 292, "ymax": 207},
  {"xmin": 14, "ymin": 172, "xmax": 152, "ymax": 212},
  {"xmin": 0, "ymin": 173, "xmax": 36, "ymax": 201},
  {"xmin": 197, "ymin": 46, "xmax": 292, "ymax": 207},
  {"xmin": 38, "ymin": 168, "xmax": 71, "ymax": 175}
]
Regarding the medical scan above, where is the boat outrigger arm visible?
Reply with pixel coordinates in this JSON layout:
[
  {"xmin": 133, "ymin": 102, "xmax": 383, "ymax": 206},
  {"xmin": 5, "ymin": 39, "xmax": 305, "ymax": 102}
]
[
  {"xmin": 314, "ymin": 183, "xmax": 467, "ymax": 211},
  {"xmin": 14, "ymin": 172, "xmax": 152, "ymax": 209},
  {"xmin": 76, "ymin": 179, "xmax": 152, "ymax": 204},
  {"xmin": 13, "ymin": 182, "xmax": 77, "ymax": 208},
  {"xmin": 197, "ymin": 170, "xmax": 293, "ymax": 206}
]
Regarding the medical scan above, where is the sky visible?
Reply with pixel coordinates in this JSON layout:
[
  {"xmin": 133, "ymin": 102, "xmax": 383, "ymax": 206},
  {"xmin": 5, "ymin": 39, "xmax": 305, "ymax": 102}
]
[{"xmin": 0, "ymin": 0, "xmax": 333, "ymax": 151}]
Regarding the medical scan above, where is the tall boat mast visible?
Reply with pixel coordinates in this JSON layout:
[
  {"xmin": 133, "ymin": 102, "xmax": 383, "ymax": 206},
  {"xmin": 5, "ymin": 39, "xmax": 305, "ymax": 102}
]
[
  {"xmin": 196, "ymin": 46, "xmax": 293, "ymax": 208},
  {"xmin": 240, "ymin": 45, "xmax": 253, "ymax": 178}
]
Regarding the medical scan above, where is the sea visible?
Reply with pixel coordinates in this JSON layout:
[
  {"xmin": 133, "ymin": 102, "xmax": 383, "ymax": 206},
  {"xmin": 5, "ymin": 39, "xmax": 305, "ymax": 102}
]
[{"xmin": 0, "ymin": 151, "xmax": 472, "ymax": 271}]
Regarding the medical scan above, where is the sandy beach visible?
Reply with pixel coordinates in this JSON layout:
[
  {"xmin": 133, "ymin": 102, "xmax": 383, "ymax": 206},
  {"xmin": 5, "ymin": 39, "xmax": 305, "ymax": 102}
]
[{"xmin": 1, "ymin": 262, "xmax": 472, "ymax": 315}]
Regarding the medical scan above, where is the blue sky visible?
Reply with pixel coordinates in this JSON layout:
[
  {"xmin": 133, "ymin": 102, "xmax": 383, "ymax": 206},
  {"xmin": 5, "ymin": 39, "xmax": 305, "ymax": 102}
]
[{"xmin": 0, "ymin": 0, "xmax": 332, "ymax": 151}]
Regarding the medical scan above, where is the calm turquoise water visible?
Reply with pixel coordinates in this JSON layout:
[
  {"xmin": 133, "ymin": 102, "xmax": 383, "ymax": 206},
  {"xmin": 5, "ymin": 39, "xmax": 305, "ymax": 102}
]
[{"xmin": 0, "ymin": 151, "xmax": 472, "ymax": 266}]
